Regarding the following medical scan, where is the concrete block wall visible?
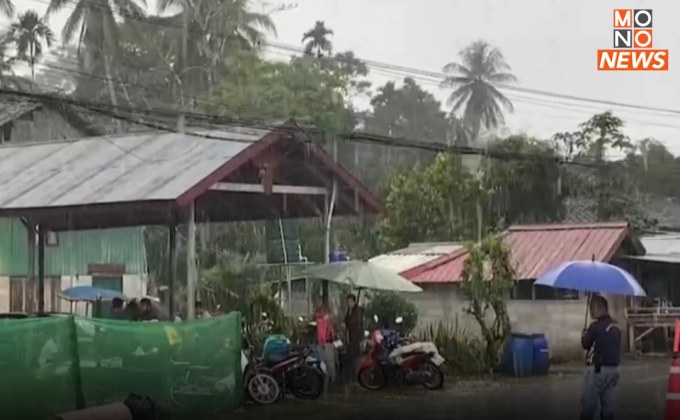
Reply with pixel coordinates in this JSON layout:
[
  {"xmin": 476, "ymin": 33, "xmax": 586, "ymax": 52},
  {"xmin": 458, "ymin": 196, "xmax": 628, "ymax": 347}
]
[{"xmin": 404, "ymin": 284, "xmax": 597, "ymax": 357}]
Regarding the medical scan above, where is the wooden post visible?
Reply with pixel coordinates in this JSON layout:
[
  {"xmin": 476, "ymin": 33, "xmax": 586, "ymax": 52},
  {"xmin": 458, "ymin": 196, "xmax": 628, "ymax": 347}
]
[
  {"xmin": 37, "ymin": 224, "xmax": 45, "ymax": 314},
  {"xmin": 322, "ymin": 179, "xmax": 337, "ymax": 304},
  {"xmin": 167, "ymin": 223, "xmax": 177, "ymax": 318},
  {"xmin": 186, "ymin": 202, "xmax": 197, "ymax": 320}
]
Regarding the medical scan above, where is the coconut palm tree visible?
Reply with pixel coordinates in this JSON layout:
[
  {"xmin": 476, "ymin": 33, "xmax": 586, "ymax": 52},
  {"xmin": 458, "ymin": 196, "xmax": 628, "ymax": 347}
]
[
  {"xmin": 0, "ymin": 34, "xmax": 14, "ymax": 78},
  {"xmin": 0, "ymin": 0, "xmax": 13, "ymax": 17},
  {"xmin": 10, "ymin": 10, "xmax": 54, "ymax": 85},
  {"xmin": 440, "ymin": 41, "xmax": 516, "ymax": 142},
  {"xmin": 302, "ymin": 21, "xmax": 333, "ymax": 57},
  {"xmin": 155, "ymin": 0, "xmax": 275, "ymax": 97},
  {"xmin": 46, "ymin": 0, "xmax": 146, "ymax": 108}
]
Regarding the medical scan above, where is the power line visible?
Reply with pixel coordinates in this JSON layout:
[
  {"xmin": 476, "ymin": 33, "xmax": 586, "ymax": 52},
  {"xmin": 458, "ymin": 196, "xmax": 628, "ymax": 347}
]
[
  {"xmin": 5, "ymin": 86, "xmax": 675, "ymax": 176},
  {"xmin": 24, "ymin": 0, "xmax": 680, "ymax": 118}
]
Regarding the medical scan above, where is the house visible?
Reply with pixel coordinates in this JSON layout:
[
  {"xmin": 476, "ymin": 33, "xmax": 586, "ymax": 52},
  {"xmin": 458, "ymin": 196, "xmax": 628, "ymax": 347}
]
[
  {"xmin": 371, "ymin": 222, "xmax": 644, "ymax": 356},
  {"xmin": 0, "ymin": 94, "xmax": 101, "ymax": 144},
  {"xmin": 0, "ymin": 219, "xmax": 147, "ymax": 314},
  {"xmin": 0, "ymin": 94, "xmax": 146, "ymax": 313}
]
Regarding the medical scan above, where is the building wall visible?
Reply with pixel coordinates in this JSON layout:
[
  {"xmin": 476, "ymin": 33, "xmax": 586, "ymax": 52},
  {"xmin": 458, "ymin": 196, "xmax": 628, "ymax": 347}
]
[
  {"xmin": 406, "ymin": 284, "xmax": 627, "ymax": 358},
  {"xmin": 4, "ymin": 107, "xmax": 84, "ymax": 144},
  {"xmin": 0, "ymin": 219, "xmax": 147, "ymax": 277},
  {"xmin": 0, "ymin": 274, "xmax": 147, "ymax": 315}
]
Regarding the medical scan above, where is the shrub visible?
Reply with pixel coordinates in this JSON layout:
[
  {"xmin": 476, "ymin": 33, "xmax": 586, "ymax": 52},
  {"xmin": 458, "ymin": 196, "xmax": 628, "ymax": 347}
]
[
  {"xmin": 418, "ymin": 318, "xmax": 488, "ymax": 376},
  {"xmin": 364, "ymin": 291, "xmax": 418, "ymax": 334}
]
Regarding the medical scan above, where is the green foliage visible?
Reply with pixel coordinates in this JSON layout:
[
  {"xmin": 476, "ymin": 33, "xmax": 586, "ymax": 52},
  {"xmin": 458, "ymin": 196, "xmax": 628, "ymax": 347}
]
[
  {"xmin": 484, "ymin": 135, "xmax": 564, "ymax": 225},
  {"xmin": 364, "ymin": 292, "xmax": 418, "ymax": 333},
  {"xmin": 460, "ymin": 235, "xmax": 514, "ymax": 368},
  {"xmin": 210, "ymin": 53, "xmax": 358, "ymax": 134},
  {"xmin": 418, "ymin": 319, "xmax": 487, "ymax": 375},
  {"xmin": 380, "ymin": 153, "xmax": 479, "ymax": 248}
]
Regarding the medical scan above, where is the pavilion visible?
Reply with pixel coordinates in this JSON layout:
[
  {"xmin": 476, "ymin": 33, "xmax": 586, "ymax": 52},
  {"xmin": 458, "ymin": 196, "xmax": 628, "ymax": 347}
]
[{"xmin": 0, "ymin": 121, "xmax": 381, "ymax": 318}]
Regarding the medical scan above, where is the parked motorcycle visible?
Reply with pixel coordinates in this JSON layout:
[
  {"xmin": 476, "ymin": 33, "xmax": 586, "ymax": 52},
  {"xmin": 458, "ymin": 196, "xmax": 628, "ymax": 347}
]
[
  {"xmin": 243, "ymin": 319, "xmax": 281, "ymax": 405},
  {"xmin": 357, "ymin": 315, "xmax": 445, "ymax": 391},
  {"xmin": 244, "ymin": 326, "xmax": 325, "ymax": 404}
]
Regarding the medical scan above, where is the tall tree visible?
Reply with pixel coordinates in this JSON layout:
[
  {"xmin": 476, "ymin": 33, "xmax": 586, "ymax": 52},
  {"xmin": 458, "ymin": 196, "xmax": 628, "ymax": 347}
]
[
  {"xmin": 0, "ymin": 0, "xmax": 13, "ymax": 17},
  {"xmin": 441, "ymin": 41, "xmax": 516, "ymax": 141},
  {"xmin": 46, "ymin": 0, "xmax": 146, "ymax": 109},
  {"xmin": 0, "ymin": 34, "xmax": 14, "ymax": 80},
  {"xmin": 10, "ymin": 10, "xmax": 54, "ymax": 85},
  {"xmin": 302, "ymin": 21, "xmax": 333, "ymax": 57},
  {"xmin": 155, "ymin": 0, "xmax": 276, "ymax": 98}
]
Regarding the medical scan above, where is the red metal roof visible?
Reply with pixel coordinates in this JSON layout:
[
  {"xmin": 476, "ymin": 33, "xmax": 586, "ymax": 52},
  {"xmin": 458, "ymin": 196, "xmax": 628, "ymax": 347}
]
[{"xmin": 402, "ymin": 221, "xmax": 631, "ymax": 284}]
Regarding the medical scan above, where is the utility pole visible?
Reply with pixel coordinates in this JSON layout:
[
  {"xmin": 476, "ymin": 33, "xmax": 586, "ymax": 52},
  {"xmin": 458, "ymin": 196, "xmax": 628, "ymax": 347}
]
[
  {"xmin": 178, "ymin": 0, "xmax": 189, "ymax": 132},
  {"xmin": 180, "ymin": 0, "xmax": 197, "ymax": 320}
]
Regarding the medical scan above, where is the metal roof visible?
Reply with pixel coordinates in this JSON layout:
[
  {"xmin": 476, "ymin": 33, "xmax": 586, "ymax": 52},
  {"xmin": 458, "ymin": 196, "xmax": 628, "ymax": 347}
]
[
  {"xmin": 369, "ymin": 242, "xmax": 463, "ymax": 273},
  {"xmin": 640, "ymin": 234, "xmax": 680, "ymax": 256},
  {"xmin": 0, "ymin": 127, "xmax": 266, "ymax": 209},
  {"xmin": 403, "ymin": 222, "xmax": 630, "ymax": 284}
]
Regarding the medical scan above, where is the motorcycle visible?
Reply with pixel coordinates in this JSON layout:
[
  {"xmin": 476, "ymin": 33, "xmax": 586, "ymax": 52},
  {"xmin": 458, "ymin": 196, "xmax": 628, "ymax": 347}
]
[
  {"xmin": 243, "ymin": 318, "xmax": 325, "ymax": 404},
  {"xmin": 357, "ymin": 315, "xmax": 445, "ymax": 391},
  {"xmin": 243, "ymin": 317, "xmax": 281, "ymax": 405}
]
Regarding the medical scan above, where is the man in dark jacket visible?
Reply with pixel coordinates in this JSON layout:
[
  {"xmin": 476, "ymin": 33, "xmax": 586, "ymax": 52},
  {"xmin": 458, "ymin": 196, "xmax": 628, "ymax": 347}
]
[
  {"xmin": 343, "ymin": 294, "xmax": 363, "ymax": 385},
  {"xmin": 580, "ymin": 295, "xmax": 621, "ymax": 420}
]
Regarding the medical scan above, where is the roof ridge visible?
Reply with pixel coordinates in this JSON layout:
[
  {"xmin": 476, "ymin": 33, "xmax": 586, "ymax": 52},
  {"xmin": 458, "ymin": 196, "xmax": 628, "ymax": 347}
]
[{"xmin": 508, "ymin": 221, "xmax": 629, "ymax": 231}]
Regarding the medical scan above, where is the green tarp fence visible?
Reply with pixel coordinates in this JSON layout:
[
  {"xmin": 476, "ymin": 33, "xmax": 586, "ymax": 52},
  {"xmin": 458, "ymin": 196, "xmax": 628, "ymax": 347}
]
[{"xmin": 0, "ymin": 313, "xmax": 242, "ymax": 419}]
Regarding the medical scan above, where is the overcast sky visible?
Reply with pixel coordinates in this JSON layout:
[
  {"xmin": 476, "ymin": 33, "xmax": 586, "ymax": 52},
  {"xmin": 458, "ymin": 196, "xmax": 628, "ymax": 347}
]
[{"xmin": 6, "ymin": 0, "xmax": 680, "ymax": 155}]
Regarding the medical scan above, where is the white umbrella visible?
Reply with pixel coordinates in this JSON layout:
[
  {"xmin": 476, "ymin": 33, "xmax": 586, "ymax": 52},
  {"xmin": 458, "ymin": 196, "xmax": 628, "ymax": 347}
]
[{"xmin": 303, "ymin": 261, "xmax": 422, "ymax": 293}]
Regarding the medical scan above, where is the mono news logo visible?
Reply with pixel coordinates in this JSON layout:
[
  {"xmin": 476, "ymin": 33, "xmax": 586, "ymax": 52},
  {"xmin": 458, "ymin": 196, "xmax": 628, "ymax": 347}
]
[{"xmin": 597, "ymin": 9, "xmax": 669, "ymax": 71}]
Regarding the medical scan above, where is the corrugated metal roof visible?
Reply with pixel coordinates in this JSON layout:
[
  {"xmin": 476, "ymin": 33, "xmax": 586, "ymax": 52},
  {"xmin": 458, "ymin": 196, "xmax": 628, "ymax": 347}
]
[
  {"xmin": 0, "ymin": 127, "xmax": 268, "ymax": 209},
  {"xmin": 0, "ymin": 100, "xmax": 40, "ymax": 126},
  {"xmin": 640, "ymin": 234, "xmax": 680, "ymax": 256},
  {"xmin": 369, "ymin": 242, "xmax": 463, "ymax": 273},
  {"xmin": 404, "ymin": 222, "xmax": 630, "ymax": 284}
]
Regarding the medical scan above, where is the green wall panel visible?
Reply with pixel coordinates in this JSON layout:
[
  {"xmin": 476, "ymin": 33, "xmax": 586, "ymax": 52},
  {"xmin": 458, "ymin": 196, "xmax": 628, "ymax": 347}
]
[{"xmin": 0, "ymin": 219, "xmax": 147, "ymax": 276}]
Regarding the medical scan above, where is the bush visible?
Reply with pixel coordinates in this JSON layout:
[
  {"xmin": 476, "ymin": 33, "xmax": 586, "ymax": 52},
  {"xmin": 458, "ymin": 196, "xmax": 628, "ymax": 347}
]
[
  {"xmin": 364, "ymin": 292, "xmax": 418, "ymax": 334},
  {"xmin": 418, "ymin": 318, "xmax": 488, "ymax": 376}
]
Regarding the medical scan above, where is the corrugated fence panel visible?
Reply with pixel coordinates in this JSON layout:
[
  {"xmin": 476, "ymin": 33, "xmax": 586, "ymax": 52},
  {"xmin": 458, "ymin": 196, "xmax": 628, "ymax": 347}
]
[{"xmin": 0, "ymin": 218, "xmax": 147, "ymax": 276}]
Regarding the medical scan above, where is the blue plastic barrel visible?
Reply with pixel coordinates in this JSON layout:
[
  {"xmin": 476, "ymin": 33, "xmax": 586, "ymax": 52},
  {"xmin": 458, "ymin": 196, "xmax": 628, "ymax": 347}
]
[
  {"xmin": 531, "ymin": 333, "xmax": 550, "ymax": 375},
  {"xmin": 503, "ymin": 333, "xmax": 534, "ymax": 377},
  {"xmin": 329, "ymin": 248, "xmax": 348, "ymax": 263}
]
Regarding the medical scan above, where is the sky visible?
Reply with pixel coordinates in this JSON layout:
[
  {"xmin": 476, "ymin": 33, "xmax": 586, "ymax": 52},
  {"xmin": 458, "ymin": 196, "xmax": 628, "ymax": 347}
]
[{"xmin": 4, "ymin": 0, "xmax": 680, "ymax": 155}]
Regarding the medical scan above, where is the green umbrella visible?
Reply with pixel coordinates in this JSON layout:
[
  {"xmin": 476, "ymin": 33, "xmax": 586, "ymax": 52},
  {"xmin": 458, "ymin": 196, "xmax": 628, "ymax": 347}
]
[{"xmin": 303, "ymin": 261, "xmax": 423, "ymax": 293}]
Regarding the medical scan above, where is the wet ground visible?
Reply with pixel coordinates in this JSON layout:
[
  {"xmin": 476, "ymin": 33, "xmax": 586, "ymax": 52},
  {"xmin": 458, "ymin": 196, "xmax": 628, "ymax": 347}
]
[{"xmin": 221, "ymin": 357, "xmax": 670, "ymax": 420}]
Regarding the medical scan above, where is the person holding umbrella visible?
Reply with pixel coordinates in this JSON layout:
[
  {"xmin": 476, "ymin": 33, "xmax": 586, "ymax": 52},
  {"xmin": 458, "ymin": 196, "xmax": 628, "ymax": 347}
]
[
  {"xmin": 534, "ymin": 258, "xmax": 646, "ymax": 420},
  {"xmin": 580, "ymin": 295, "xmax": 621, "ymax": 420}
]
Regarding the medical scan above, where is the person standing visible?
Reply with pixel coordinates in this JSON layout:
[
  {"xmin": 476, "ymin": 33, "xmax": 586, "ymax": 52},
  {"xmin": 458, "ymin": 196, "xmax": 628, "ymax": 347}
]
[
  {"xmin": 315, "ymin": 302, "xmax": 337, "ymax": 385},
  {"xmin": 343, "ymin": 294, "xmax": 363, "ymax": 385},
  {"xmin": 580, "ymin": 295, "xmax": 621, "ymax": 420}
]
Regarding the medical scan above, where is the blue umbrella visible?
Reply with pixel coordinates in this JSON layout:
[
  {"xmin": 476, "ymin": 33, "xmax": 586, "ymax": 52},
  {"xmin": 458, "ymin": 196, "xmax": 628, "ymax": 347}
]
[
  {"xmin": 58, "ymin": 286, "xmax": 126, "ymax": 302},
  {"xmin": 535, "ymin": 260, "xmax": 646, "ymax": 297}
]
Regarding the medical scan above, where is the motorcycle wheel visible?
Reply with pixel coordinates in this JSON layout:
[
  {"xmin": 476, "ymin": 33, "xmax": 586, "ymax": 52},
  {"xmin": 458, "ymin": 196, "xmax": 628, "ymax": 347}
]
[
  {"xmin": 357, "ymin": 365, "xmax": 387, "ymax": 390},
  {"xmin": 420, "ymin": 361, "xmax": 445, "ymax": 390},
  {"xmin": 247, "ymin": 371, "xmax": 281, "ymax": 405},
  {"xmin": 289, "ymin": 366, "xmax": 324, "ymax": 399}
]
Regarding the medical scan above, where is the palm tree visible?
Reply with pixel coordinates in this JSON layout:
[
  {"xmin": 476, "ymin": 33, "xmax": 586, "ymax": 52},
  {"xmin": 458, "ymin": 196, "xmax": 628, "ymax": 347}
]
[
  {"xmin": 302, "ymin": 21, "xmax": 333, "ymax": 57},
  {"xmin": 46, "ymin": 0, "xmax": 146, "ymax": 109},
  {"xmin": 0, "ymin": 0, "xmax": 13, "ymax": 17},
  {"xmin": 0, "ymin": 34, "xmax": 14, "ymax": 79},
  {"xmin": 155, "ymin": 0, "xmax": 276, "ymax": 98},
  {"xmin": 440, "ymin": 41, "xmax": 516, "ymax": 141},
  {"xmin": 10, "ymin": 10, "xmax": 54, "ymax": 85}
]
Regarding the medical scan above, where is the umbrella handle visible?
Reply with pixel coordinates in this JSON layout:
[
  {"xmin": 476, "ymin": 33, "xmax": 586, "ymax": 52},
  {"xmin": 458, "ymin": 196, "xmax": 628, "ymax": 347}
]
[{"xmin": 584, "ymin": 293, "xmax": 591, "ymax": 329}]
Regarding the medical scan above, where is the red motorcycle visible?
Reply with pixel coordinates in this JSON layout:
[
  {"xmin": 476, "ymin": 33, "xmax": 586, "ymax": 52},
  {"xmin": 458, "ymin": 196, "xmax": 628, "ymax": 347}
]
[{"xmin": 357, "ymin": 319, "xmax": 445, "ymax": 391}]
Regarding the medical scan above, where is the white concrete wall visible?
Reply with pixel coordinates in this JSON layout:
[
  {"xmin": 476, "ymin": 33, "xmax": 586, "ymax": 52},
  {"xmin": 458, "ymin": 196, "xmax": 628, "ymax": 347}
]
[
  {"xmin": 405, "ymin": 284, "xmax": 627, "ymax": 358},
  {"xmin": 0, "ymin": 274, "xmax": 147, "ymax": 316}
]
